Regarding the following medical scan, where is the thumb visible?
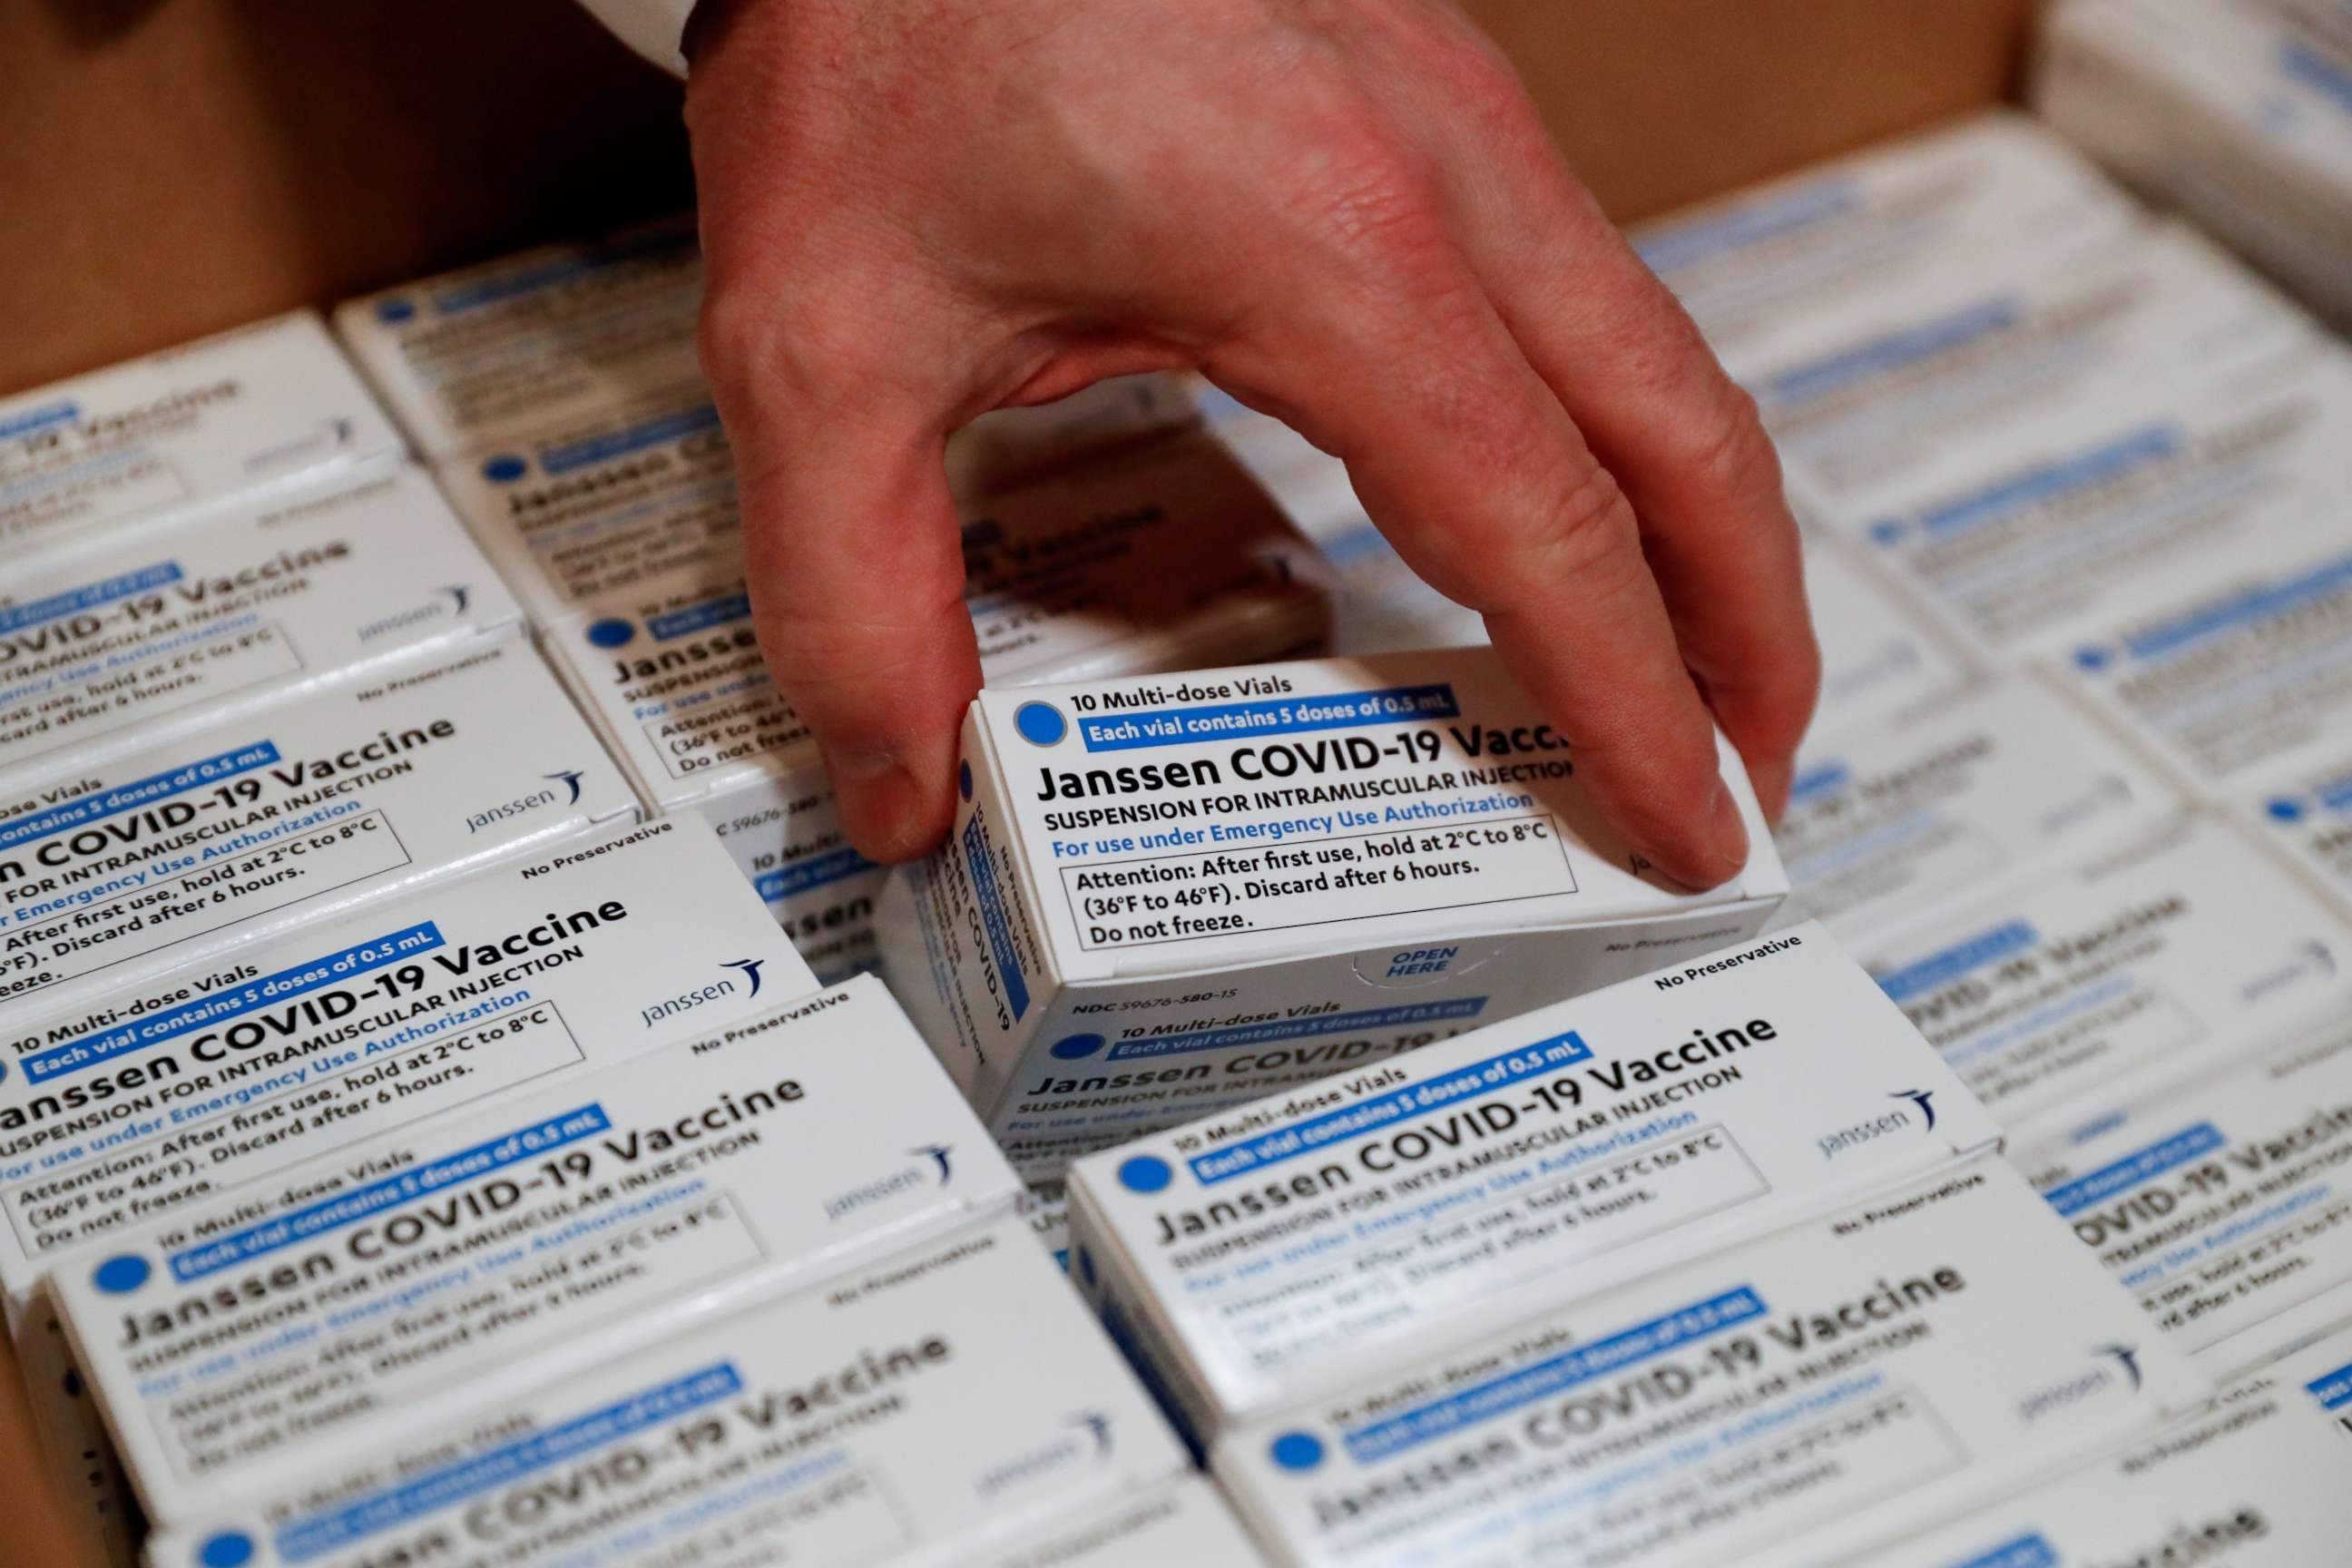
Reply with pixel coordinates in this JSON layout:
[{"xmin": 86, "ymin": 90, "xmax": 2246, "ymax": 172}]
[{"xmin": 714, "ymin": 373, "xmax": 981, "ymax": 864}]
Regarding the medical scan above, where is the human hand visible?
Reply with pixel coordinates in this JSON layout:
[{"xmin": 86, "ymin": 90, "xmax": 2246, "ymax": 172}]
[{"xmin": 683, "ymin": 0, "xmax": 1818, "ymax": 887}]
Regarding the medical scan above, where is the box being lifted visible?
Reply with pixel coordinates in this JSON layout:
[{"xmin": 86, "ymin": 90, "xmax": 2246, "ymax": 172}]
[
  {"xmin": 484, "ymin": 427, "xmax": 1329, "ymax": 980},
  {"xmin": 1066, "ymin": 922, "xmax": 2002, "ymax": 1438},
  {"xmin": 1213, "ymin": 1157, "xmax": 2208, "ymax": 1568},
  {"xmin": 0, "ymin": 642, "xmax": 636, "ymax": 1022},
  {"xmin": 142, "ymin": 1217, "xmax": 1184, "ymax": 1568},
  {"xmin": 0, "ymin": 311, "xmax": 402, "ymax": 565},
  {"xmin": 56, "ymin": 976, "xmax": 1020, "ymax": 1527},
  {"xmin": 877, "ymin": 646, "xmax": 1787, "ymax": 1176},
  {"xmin": 0, "ymin": 466, "xmax": 524, "ymax": 799}
]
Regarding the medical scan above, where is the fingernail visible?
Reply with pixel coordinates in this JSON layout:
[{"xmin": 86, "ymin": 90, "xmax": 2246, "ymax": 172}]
[
  {"xmin": 1709, "ymin": 780, "xmax": 1751, "ymax": 880},
  {"xmin": 829, "ymin": 748, "xmax": 929, "ymax": 861}
]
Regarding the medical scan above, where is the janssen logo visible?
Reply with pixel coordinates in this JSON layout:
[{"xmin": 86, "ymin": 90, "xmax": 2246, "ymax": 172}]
[
  {"xmin": 1816, "ymin": 1090, "xmax": 1940, "ymax": 1161},
  {"xmin": 2016, "ymin": 1343, "xmax": 2145, "ymax": 1425},
  {"xmin": 639, "ymin": 959, "xmax": 770, "ymax": 1029},
  {"xmin": 822, "ymin": 1145, "xmax": 959, "ymax": 1223},
  {"xmin": 465, "ymin": 770, "xmax": 589, "ymax": 834}
]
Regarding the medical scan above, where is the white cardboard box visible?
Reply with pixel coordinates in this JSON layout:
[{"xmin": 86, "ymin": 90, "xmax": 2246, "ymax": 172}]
[
  {"xmin": 503, "ymin": 430, "xmax": 1328, "ymax": 980},
  {"xmin": 1065, "ymin": 922, "xmax": 2003, "ymax": 1437},
  {"xmin": 2038, "ymin": 0, "xmax": 2352, "ymax": 326},
  {"xmin": 1801, "ymin": 527, "xmax": 1975, "ymax": 746},
  {"xmin": 0, "ymin": 465, "xmax": 524, "ymax": 798},
  {"xmin": 2059, "ymin": 532, "xmax": 2352, "ymax": 791},
  {"xmin": 1815, "ymin": 344, "xmax": 2352, "ymax": 662},
  {"xmin": 2016, "ymin": 1023, "xmax": 2352, "ymax": 1364},
  {"xmin": 878, "ymin": 646, "xmax": 1787, "ymax": 1176},
  {"xmin": 142, "ymin": 1216, "xmax": 1183, "ymax": 1568},
  {"xmin": 0, "ymin": 312, "xmax": 403, "ymax": 565},
  {"xmin": 1866, "ymin": 1366, "xmax": 2348, "ymax": 1567},
  {"xmin": 0, "ymin": 813, "xmax": 811, "ymax": 1305},
  {"xmin": 1734, "ymin": 225, "xmax": 2321, "ymax": 505},
  {"xmin": 916, "ymin": 1478, "xmax": 1268, "ymax": 1568},
  {"xmin": 1857, "ymin": 816, "xmax": 2352, "ymax": 1143},
  {"xmin": 2230, "ymin": 740, "xmax": 2352, "ymax": 913},
  {"xmin": 1777, "ymin": 676, "xmax": 2181, "ymax": 943},
  {"xmin": 333, "ymin": 220, "xmax": 709, "ymax": 461},
  {"xmin": 1629, "ymin": 110, "xmax": 2142, "ymax": 357},
  {"xmin": 57, "ymin": 975, "xmax": 1020, "ymax": 1526},
  {"xmin": 2243, "ymin": 1299, "xmax": 2352, "ymax": 1440},
  {"xmin": 1214, "ymin": 1156, "xmax": 2207, "ymax": 1568},
  {"xmin": 0, "ymin": 641, "xmax": 636, "ymax": 1022}
]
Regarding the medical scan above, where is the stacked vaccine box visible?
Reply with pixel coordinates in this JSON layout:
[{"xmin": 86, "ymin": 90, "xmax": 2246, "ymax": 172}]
[
  {"xmin": 2039, "ymin": 0, "xmax": 2352, "ymax": 328},
  {"xmin": 341, "ymin": 224, "xmax": 1328, "ymax": 978},
  {"xmin": 1066, "ymin": 927, "xmax": 2214, "ymax": 1563},
  {"xmin": 876, "ymin": 644, "xmax": 1789, "ymax": 1178}
]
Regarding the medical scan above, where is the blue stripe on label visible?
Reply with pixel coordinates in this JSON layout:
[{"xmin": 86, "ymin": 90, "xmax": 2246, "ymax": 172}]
[
  {"xmin": 1764, "ymin": 298, "xmax": 2020, "ymax": 407},
  {"xmin": 24, "ymin": 923, "xmax": 444, "ymax": 1083},
  {"xmin": 2119, "ymin": 549, "xmax": 2352, "ymax": 664},
  {"xmin": 0, "ymin": 743, "xmax": 279, "ymax": 852},
  {"xmin": 1632, "ymin": 179, "xmax": 1856, "ymax": 273},
  {"xmin": 0, "ymin": 562, "xmax": 182, "ymax": 634},
  {"xmin": 1189, "ymin": 1031, "xmax": 1587, "ymax": 1186},
  {"xmin": 538, "ymin": 403, "xmax": 723, "ymax": 475},
  {"xmin": 1874, "ymin": 921, "xmax": 2038, "ymax": 1004},
  {"xmin": 646, "ymin": 591, "xmax": 751, "ymax": 642},
  {"xmin": 1340, "ymin": 1286, "xmax": 1766, "ymax": 1463},
  {"xmin": 1076, "ymin": 684, "xmax": 1458, "ymax": 752},
  {"xmin": 2285, "ymin": 40, "xmax": 2352, "ymax": 119},
  {"xmin": 425, "ymin": 229, "xmax": 690, "ymax": 317},
  {"xmin": 169, "ymin": 1106, "xmax": 611, "ymax": 1281},
  {"xmin": 1947, "ymin": 1534, "xmax": 2060, "ymax": 1568},
  {"xmin": 273, "ymin": 1363, "xmax": 741, "ymax": 1562},
  {"xmin": 1788, "ymin": 760, "xmax": 1850, "ymax": 804},
  {"xmin": 754, "ymin": 845, "xmax": 877, "ymax": 903},
  {"xmin": 0, "ymin": 400, "xmax": 79, "ymax": 442},
  {"xmin": 1912, "ymin": 426, "xmax": 2179, "ymax": 539},
  {"xmin": 2043, "ymin": 1122, "xmax": 2225, "ymax": 1217},
  {"xmin": 1109, "ymin": 997, "xmax": 1488, "ymax": 1066},
  {"xmin": 965, "ymin": 811, "xmax": 1029, "ymax": 1021},
  {"xmin": 2306, "ymin": 1361, "xmax": 2352, "ymax": 1412}
]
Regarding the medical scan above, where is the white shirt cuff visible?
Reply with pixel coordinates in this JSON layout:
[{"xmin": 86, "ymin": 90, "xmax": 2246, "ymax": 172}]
[{"xmin": 575, "ymin": 0, "xmax": 698, "ymax": 76}]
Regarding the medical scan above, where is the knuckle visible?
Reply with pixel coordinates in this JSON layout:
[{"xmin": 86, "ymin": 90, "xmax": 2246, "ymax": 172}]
[
  {"xmin": 1520, "ymin": 456, "xmax": 1642, "ymax": 591},
  {"xmin": 1682, "ymin": 380, "xmax": 1786, "ymax": 500}
]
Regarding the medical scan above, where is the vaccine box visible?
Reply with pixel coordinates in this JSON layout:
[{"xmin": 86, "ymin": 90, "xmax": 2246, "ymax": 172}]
[
  {"xmin": 1777, "ymin": 676, "xmax": 2181, "ymax": 943},
  {"xmin": 2038, "ymin": 0, "xmax": 2352, "ymax": 327},
  {"xmin": 2062, "ymin": 537, "xmax": 2352, "ymax": 793},
  {"xmin": 1629, "ymin": 110, "xmax": 2142, "ymax": 358},
  {"xmin": 2017, "ymin": 1022, "xmax": 2352, "ymax": 1364},
  {"xmin": 1734, "ymin": 226, "xmax": 2322, "ymax": 506},
  {"xmin": 0, "ymin": 465, "xmax": 524, "ymax": 799},
  {"xmin": 56, "ymin": 975, "xmax": 1020, "ymax": 1526},
  {"xmin": 916, "ymin": 1478, "xmax": 1268, "ymax": 1568},
  {"xmin": 2243, "ymin": 1298, "xmax": 2352, "ymax": 1438},
  {"xmin": 1022, "ymin": 1178, "xmax": 1071, "ymax": 1269},
  {"xmin": 139, "ymin": 1216, "xmax": 1184, "ymax": 1568},
  {"xmin": 0, "ymin": 641, "xmax": 636, "ymax": 1021},
  {"xmin": 1857, "ymin": 817, "xmax": 2352, "ymax": 1143},
  {"xmin": 1065, "ymin": 922, "xmax": 2002, "ymax": 1437},
  {"xmin": 1800, "ymin": 528, "xmax": 1975, "ymax": 747},
  {"xmin": 524, "ymin": 430, "xmax": 1329, "ymax": 980},
  {"xmin": 0, "ymin": 813, "xmax": 810, "ymax": 1307},
  {"xmin": 1870, "ymin": 1368, "xmax": 2348, "ymax": 1568},
  {"xmin": 0, "ymin": 312, "xmax": 402, "ymax": 565},
  {"xmin": 878, "ymin": 645, "xmax": 1788, "ymax": 1176},
  {"xmin": 2233, "ymin": 741, "xmax": 2352, "ymax": 911},
  {"xmin": 1213, "ymin": 1157, "xmax": 2207, "ymax": 1568},
  {"xmin": 1819, "ymin": 347, "xmax": 2352, "ymax": 664},
  {"xmin": 333, "ymin": 220, "xmax": 708, "ymax": 461}
]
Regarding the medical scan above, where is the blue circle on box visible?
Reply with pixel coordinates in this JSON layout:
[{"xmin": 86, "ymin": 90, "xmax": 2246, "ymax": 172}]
[
  {"xmin": 2073, "ymin": 645, "xmax": 2112, "ymax": 673},
  {"xmin": 1270, "ymin": 1432, "xmax": 1326, "ymax": 1472},
  {"xmin": 1014, "ymin": 701, "xmax": 1067, "ymax": 746},
  {"xmin": 93, "ymin": 1254, "xmax": 150, "ymax": 1295},
  {"xmin": 481, "ymin": 454, "xmax": 528, "ymax": 484},
  {"xmin": 587, "ymin": 618, "xmax": 636, "ymax": 650},
  {"xmin": 1867, "ymin": 518, "xmax": 1906, "ymax": 547},
  {"xmin": 2269, "ymin": 797, "xmax": 2308, "ymax": 823},
  {"xmin": 374, "ymin": 298, "xmax": 416, "ymax": 324},
  {"xmin": 1050, "ymin": 1033, "xmax": 1105, "ymax": 1061},
  {"xmin": 1118, "ymin": 1156, "xmax": 1173, "ymax": 1194},
  {"xmin": 198, "ymin": 1532, "xmax": 255, "ymax": 1567},
  {"xmin": 959, "ymin": 760, "xmax": 975, "ymax": 801}
]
